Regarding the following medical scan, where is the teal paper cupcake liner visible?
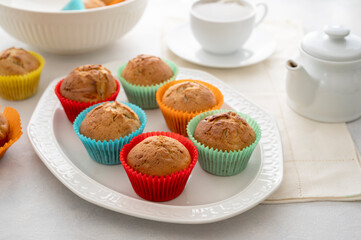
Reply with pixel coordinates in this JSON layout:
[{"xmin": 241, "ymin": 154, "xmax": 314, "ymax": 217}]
[
  {"xmin": 186, "ymin": 109, "xmax": 261, "ymax": 176},
  {"xmin": 73, "ymin": 102, "xmax": 147, "ymax": 165},
  {"xmin": 117, "ymin": 59, "xmax": 178, "ymax": 109}
]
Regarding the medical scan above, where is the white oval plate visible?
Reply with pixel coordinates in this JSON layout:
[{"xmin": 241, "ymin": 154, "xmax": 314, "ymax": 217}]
[{"xmin": 28, "ymin": 61, "xmax": 283, "ymax": 224}]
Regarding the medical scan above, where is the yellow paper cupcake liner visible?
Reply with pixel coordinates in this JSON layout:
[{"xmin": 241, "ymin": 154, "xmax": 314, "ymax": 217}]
[
  {"xmin": 0, "ymin": 106, "xmax": 22, "ymax": 159},
  {"xmin": 0, "ymin": 51, "xmax": 45, "ymax": 100},
  {"xmin": 156, "ymin": 79, "xmax": 224, "ymax": 136}
]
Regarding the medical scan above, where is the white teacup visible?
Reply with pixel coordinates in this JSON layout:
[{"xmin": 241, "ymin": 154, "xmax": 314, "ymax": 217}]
[{"xmin": 190, "ymin": 0, "xmax": 268, "ymax": 54}]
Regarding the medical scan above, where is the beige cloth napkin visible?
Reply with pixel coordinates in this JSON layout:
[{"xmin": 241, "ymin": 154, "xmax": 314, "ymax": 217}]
[{"xmin": 162, "ymin": 19, "xmax": 361, "ymax": 203}]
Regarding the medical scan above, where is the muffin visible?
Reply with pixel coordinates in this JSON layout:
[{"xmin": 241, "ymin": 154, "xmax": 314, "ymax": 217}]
[
  {"xmin": 194, "ymin": 111, "xmax": 256, "ymax": 152},
  {"xmin": 120, "ymin": 132, "xmax": 198, "ymax": 202},
  {"xmin": 0, "ymin": 106, "xmax": 22, "ymax": 159},
  {"xmin": 0, "ymin": 113, "xmax": 9, "ymax": 147},
  {"xmin": 73, "ymin": 101, "xmax": 146, "ymax": 165},
  {"xmin": 0, "ymin": 47, "xmax": 39, "ymax": 76},
  {"xmin": 79, "ymin": 101, "xmax": 141, "ymax": 141},
  {"xmin": 60, "ymin": 65, "xmax": 117, "ymax": 103},
  {"xmin": 187, "ymin": 110, "xmax": 261, "ymax": 176},
  {"xmin": 0, "ymin": 47, "xmax": 44, "ymax": 100},
  {"xmin": 162, "ymin": 81, "xmax": 217, "ymax": 112},
  {"xmin": 118, "ymin": 55, "xmax": 178, "ymax": 109},
  {"xmin": 127, "ymin": 135, "xmax": 191, "ymax": 176},
  {"xmin": 156, "ymin": 79, "xmax": 223, "ymax": 136},
  {"xmin": 122, "ymin": 55, "xmax": 173, "ymax": 86},
  {"xmin": 55, "ymin": 64, "xmax": 120, "ymax": 123}
]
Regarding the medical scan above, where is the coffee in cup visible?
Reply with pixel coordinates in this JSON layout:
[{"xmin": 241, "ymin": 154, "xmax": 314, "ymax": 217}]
[{"xmin": 190, "ymin": 0, "xmax": 268, "ymax": 54}]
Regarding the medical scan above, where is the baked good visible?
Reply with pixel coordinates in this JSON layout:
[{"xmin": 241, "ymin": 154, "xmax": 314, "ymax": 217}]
[
  {"xmin": 121, "ymin": 54, "xmax": 173, "ymax": 86},
  {"xmin": 102, "ymin": 0, "xmax": 114, "ymax": 4},
  {"xmin": 79, "ymin": 101, "xmax": 140, "ymax": 141},
  {"xmin": 126, "ymin": 135, "xmax": 191, "ymax": 176},
  {"xmin": 193, "ymin": 111, "xmax": 256, "ymax": 151},
  {"xmin": 162, "ymin": 81, "xmax": 217, "ymax": 112},
  {"xmin": 105, "ymin": 0, "xmax": 125, "ymax": 5},
  {"xmin": 0, "ymin": 107, "xmax": 22, "ymax": 159},
  {"xmin": 0, "ymin": 113, "xmax": 9, "ymax": 147},
  {"xmin": 83, "ymin": 0, "xmax": 106, "ymax": 8},
  {"xmin": 120, "ymin": 132, "xmax": 197, "ymax": 201},
  {"xmin": 156, "ymin": 79, "xmax": 223, "ymax": 136},
  {"xmin": 0, "ymin": 47, "xmax": 39, "ymax": 76},
  {"xmin": 74, "ymin": 101, "xmax": 146, "ymax": 165},
  {"xmin": 60, "ymin": 64, "xmax": 117, "ymax": 103}
]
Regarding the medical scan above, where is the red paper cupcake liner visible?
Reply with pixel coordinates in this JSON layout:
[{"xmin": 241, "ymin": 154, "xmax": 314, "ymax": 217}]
[
  {"xmin": 119, "ymin": 131, "xmax": 198, "ymax": 202},
  {"xmin": 55, "ymin": 79, "xmax": 120, "ymax": 123}
]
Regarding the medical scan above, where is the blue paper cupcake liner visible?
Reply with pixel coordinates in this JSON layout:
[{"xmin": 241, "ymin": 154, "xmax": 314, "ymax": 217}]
[{"xmin": 73, "ymin": 102, "xmax": 147, "ymax": 165}]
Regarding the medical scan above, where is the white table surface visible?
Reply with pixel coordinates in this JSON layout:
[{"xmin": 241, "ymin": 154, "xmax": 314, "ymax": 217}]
[{"xmin": 1, "ymin": 0, "xmax": 361, "ymax": 239}]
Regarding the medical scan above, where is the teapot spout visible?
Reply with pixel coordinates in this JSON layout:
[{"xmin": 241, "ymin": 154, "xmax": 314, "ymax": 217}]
[
  {"xmin": 286, "ymin": 59, "xmax": 301, "ymax": 71},
  {"xmin": 286, "ymin": 59, "xmax": 317, "ymax": 107}
]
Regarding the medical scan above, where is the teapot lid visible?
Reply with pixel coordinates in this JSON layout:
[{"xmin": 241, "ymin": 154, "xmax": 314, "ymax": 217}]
[{"xmin": 301, "ymin": 25, "xmax": 361, "ymax": 62}]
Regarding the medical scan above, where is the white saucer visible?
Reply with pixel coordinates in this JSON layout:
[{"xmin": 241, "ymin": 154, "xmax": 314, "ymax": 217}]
[{"xmin": 166, "ymin": 23, "xmax": 276, "ymax": 68}]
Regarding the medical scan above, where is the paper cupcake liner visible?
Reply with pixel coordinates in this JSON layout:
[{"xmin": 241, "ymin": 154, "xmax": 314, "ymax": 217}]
[
  {"xmin": 0, "ymin": 51, "xmax": 45, "ymax": 100},
  {"xmin": 73, "ymin": 102, "xmax": 147, "ymax": 165},
  {"xmin": 55, "ymin": 79, "xmax": 120, "ymax": 123},
  {"xmin": 119, "ymin": 131, "xmax": 198, "ymax": 202},
  {"xmin": 187, "ymin": 109, "xmax": 261, "ymax": 176},
  {"xmin": 117, "ymin": 59, "xmax": 178, "ymax": 109},
  {"xmin": 0, "ymin": 106, "xmax": 22, "ymax": 159},
  {"xmin": 156, "ymin": 79, "xmax": 224, "ymax": 136}
]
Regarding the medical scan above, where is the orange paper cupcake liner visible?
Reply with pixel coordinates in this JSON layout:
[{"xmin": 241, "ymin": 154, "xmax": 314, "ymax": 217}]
[
  {"xmin": 119, "ymin": 131, "xmax": 198, "ymax": 202},
  {"xmin": 55, "ymin": 79, "xmax": 120, "ymax": 123},
  {"xmin": 156, "ymin": 79, "xmax": 224, "ymax": 136},
  {"xmin": 0, "ymin": 106, "xmax": 22, "ymax": 159}
]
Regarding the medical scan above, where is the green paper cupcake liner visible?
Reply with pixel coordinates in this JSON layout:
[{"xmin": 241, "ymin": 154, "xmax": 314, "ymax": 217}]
[
  {"xmin": 117, "ymin": 59, "xmax": 178, "ymax": 109},
  {"xmin": 73, "ymin": 102, "xmax": 147, "ymax": 165},
  {"xmin": 186, "ymin": 109, "xmax": 261, "ymax": 176}
]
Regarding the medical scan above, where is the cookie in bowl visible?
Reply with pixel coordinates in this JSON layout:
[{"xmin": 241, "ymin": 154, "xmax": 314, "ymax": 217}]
[
  {"xmin": 73, "ymin": 101, "xmax": 146, "ymax": 165},
  {"xmin": 156, "ymin": 79, "xmax": 223, "ymax": 136},
  {"xmin": 118, "ymin": 54, "xmax": 178, "ymax": 109},
  {"xmin": 187, "ymin": 110, "xmax": 261, "ymax": 176},
  {"xmin": 119, "ymin": 132, "xmax": 198, "ymax": 202},
  {"xmin": 0, "ymin": 47, "xmax": 44, "ymax": 100},
  {"xmin": 55, "ymin": 64, "xmax": 120, "ymax": 123},
  {"xmin": 83, "ymin": 0, "xmax": 106, "ymax": 9},
  {"xmin": 83, "ymin": 0, "xmax": 125, "ymax": 9}
]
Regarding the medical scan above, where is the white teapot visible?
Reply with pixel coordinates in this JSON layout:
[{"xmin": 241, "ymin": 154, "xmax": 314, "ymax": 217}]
[{"xmin": 286, "ymin": 25, "xmax": 361, "ymax": 122}]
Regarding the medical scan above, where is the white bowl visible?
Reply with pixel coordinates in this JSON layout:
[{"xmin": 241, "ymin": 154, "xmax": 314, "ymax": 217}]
[{"xmin": 0, "ymin": 0, "xmax": 147, "ymax": 54}]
